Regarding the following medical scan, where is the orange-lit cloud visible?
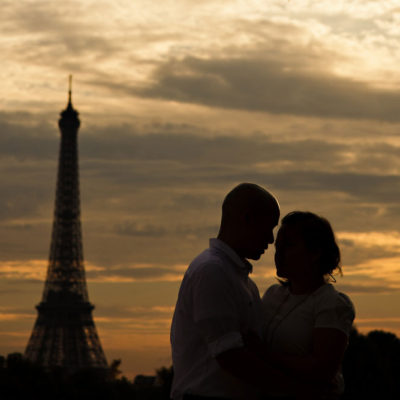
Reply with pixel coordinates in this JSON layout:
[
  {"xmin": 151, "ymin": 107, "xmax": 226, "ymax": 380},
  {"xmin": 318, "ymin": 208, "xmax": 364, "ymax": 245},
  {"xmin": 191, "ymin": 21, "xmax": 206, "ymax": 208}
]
[
  {"xmin": 0, "ymin": 259, "xmax": 186, "ymax": 283},
  {"xmin": 0, "ymin": 260, "xmax": 46, "ymax": 281}
]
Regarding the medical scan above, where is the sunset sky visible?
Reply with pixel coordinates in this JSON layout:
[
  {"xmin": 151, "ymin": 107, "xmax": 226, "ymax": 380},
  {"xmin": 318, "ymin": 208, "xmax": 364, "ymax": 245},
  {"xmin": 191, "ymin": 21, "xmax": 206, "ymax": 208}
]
[{"xmin": 2, "ymin": 0, "xmax": 400, "ymax": 378}]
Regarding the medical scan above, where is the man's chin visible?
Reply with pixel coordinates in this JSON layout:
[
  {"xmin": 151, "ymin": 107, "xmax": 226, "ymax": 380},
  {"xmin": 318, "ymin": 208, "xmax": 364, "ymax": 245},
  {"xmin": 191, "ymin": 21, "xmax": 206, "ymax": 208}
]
[
  {"xmin": 276, "ymin": 269, "xmax": 287, "ymax": 279},
  {"xmin": 247, "ymin": 252, "xmax": 263, "ymax": 261}
]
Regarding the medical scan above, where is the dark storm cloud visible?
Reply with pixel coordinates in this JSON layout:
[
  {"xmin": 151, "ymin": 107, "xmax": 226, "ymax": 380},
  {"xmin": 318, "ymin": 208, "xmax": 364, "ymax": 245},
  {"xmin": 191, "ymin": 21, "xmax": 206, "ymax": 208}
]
[
  {"xmin": 3, "ymin": 114, "xmax": 400, "ymax": 225},
  {"xmin": 2, "ymin": 116, "xmax": 400, "ymax": 271},
  {"xmin": 262, "ymin": 171, "xmax": 400, "ymax": 203},
  {"xmin": 1, "ymin": 3, "xmax": 120, "ymax": 68},
  {"xmin": 0, "ymin": 113, "xmax": 345, "ymax": 163},
  {"xmin": 82, "ymin": 159, "xmax": 400, "ymax": 205},
  {"xmin": 0, "ymin": 114, "xmax": 56, "ymax": 221},
  {"xmin": 0, "ymin": 113, "xmax": 57, "ymax": 160},
  {"xmin": 130, "ymin": 56, "xmax": 400, "ymax": 121},
  {"xmin": 79, "ymin": 128, "xmax": 346, "ymax": 164}
]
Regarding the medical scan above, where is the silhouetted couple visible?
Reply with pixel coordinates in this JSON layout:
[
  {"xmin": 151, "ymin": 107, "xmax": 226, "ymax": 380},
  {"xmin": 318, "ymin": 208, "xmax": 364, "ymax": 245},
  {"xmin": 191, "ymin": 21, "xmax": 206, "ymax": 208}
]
[{"xmin": 170, "ymin": 183, "xmax": 355, "ymax": 400}]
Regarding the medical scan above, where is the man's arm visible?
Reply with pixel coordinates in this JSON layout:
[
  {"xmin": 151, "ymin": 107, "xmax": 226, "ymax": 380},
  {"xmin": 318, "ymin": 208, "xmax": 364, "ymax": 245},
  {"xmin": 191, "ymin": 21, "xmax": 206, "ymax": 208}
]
[
  {"xmin": 216, "ymin": 346, "xmax": 288, "ymax": 392},
  {"xmin": 193, "ymin": 264, "xmax": 288, "ymax": 390}
]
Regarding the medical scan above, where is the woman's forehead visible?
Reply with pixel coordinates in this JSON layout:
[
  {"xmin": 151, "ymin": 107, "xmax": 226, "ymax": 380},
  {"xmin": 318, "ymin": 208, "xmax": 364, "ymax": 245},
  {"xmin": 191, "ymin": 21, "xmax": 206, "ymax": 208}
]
[{"xmin": 277, "ymin": 223, "xmax": 303, "ymax": 239}]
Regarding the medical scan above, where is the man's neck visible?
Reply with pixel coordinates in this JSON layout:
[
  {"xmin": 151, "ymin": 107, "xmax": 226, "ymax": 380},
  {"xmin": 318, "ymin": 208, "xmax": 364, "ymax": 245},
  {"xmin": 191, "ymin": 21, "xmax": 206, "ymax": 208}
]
[{"xmin": 217, "ymin": 232, "xmax": 244, "ymax": 259}]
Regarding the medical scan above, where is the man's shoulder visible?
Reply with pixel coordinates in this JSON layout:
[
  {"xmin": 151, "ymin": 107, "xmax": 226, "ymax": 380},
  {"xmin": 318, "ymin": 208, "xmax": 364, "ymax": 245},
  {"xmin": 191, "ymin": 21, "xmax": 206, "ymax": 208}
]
[
  {"xmin": 189, "ymin": 248, "xmax": 224, "ymax": 270},
  {"xmin": 177, "ymin": 248, "xmax": 232, "ymax": 298},
  {"xmin": 187, "ymin": 247, "xmax": 225, "ymax": 277}
]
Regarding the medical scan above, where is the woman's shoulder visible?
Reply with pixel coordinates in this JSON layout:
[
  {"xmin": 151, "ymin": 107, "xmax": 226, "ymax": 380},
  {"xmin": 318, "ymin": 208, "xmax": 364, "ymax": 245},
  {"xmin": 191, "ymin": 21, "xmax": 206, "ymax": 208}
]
[
  {"xmin": 313, "ymin": 283, "xmax": 355, "ymax": 319},
  {"xmin": 316, "ymin": 283, "xmax": 353, "ymax": 301}
]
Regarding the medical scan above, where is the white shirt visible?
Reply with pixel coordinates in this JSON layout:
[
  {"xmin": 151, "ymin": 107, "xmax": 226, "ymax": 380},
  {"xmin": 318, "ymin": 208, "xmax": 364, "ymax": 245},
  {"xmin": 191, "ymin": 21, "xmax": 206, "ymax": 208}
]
[
  {"xmin": 170, "ymin": 238, "xmax": 264, "ymax": 400},
  {"xmin": 262, "ymin": 283, "xmax": 355, "ymax": 396}
]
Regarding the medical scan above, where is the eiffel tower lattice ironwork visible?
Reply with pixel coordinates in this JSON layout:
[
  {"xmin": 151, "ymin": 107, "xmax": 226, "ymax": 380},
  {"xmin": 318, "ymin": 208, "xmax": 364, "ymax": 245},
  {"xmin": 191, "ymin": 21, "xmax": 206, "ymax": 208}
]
[{"xmin": 25, "ymin": 77, "xmax": 107, "ymax": 371}]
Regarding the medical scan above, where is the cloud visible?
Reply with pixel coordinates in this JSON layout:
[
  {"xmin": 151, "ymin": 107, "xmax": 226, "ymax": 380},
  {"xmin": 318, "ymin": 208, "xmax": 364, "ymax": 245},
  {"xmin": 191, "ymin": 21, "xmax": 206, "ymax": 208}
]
[
  {"xmin": 0, "ymin": 260, "xmax": 46, "ymax": 281},
  {"xmin": 0, "ymin": 257, "xmax": 183, "ymax": 285},
  {"xmin": 3, "ymin": 111, "xmax": 399, "ymax": 183},
  {"xmin": 340, "ymin": 231, "xmax": 400, "ymax": 252},
  {"xmin": 356, "ymin": 317, "xmax": 400, "ymax": 324},
  {"xmin": 338, "ymin": 256, "xmax": 400, "ymax": 293},
  {"xmin": 335, "ymin": 283, "xmax": 400, "ymax": 294},
  {"xmin": 0, "ymin": 112, "xmax": 346, "ymax": 164},
  {"xmin": 4, "ymin": 113, "xmax": 400, "ymax": 268},
  {"xmin": 3, "ymin": 0, "xmax": 400, "ymax": 129},
  {"xmin": 0, "ymin": 113, "xmax": 57, "ymax": 160},
  {"xmin": 133, "ymin": 55, "xmax": 400, "ymax": 121},
  {"xmin": 87, "ymin": 263, "xmax": 186, "ymax": 282},
  {"xmin": 1, "ymin": 1, "xmax": 122, "ymax": 68},
  {"xmin": 94, "ymin": 306, "xmax": 174, "ymax": 338},
  {"xmin": 338, "ymin": 232, "xmax": 400, "ymax": 269},
  {"xmin": 263, "ymin": 171, "xmax": 400, "ymax": 203},
  {"xmin": 355, "ymin": 317, "xmax": 400, "ymax": 337},
  {"xmin": 0, "ymin": 308, "xmax": 35, "ymax": 321},
  {"xmin": 79, "ymin": 131, "xmax": 400, "ymax": 208},
  {"xmin": 115, "ymin": 222, "xmax": 167, "ymax": 238},
  {"xmin": 96, "ymin": 305, "xmax": 174, "ymax": 320},
  {"xmin": 114, "ymin": 220, "xmax": 218, "ymax": 239}
]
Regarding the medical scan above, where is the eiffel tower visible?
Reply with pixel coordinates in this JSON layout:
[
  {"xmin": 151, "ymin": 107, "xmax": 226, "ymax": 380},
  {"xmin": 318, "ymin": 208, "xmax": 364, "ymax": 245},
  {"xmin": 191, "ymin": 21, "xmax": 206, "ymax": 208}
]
[{"xmin": 25, "ymin": 77, "xmax": 107, "ymax": 371}]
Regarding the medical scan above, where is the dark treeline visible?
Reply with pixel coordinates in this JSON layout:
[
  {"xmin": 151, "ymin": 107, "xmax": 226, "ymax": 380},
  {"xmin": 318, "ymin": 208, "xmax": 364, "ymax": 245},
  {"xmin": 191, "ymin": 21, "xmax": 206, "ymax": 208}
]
[
  {"xmin": 342, "ymin": 328, "xmax": 400, "ymax": 399},
  {"xmin": 0, "ymin": 328, "xmax": 399, "ymax": 399},
  {"xmin": 0, "ymin": 356, "xmax": 172, "ymax": 400}
]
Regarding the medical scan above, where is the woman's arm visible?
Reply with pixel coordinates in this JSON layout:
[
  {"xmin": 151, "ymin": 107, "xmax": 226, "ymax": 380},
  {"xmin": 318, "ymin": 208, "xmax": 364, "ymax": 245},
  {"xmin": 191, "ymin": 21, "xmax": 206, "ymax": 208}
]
[{"xmin": 269, "ymin": 327, "xmax": 348, "ymax": 383}]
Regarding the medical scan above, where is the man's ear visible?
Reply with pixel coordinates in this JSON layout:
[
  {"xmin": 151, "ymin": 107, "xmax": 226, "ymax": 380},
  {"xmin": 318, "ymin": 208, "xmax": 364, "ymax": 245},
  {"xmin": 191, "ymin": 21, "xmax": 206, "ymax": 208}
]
[{"xmin": 243, "ymin": 210, "xmax": 254, "ymax": 225}]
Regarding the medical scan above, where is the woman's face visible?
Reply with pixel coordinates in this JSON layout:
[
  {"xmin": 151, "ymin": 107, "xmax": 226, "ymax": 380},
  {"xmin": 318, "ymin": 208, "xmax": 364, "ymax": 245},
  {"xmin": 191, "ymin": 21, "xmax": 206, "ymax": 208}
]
[{"xmin": 274, "ymin": 223, "xmax": 320, "ymax": 282}]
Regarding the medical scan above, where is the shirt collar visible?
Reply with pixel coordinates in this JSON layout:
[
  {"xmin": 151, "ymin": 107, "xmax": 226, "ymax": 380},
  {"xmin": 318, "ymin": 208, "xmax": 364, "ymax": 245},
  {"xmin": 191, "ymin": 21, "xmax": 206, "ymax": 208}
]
[{"xmin": 209, "ymin": 238, "xmax": 253, "ymax": 275}]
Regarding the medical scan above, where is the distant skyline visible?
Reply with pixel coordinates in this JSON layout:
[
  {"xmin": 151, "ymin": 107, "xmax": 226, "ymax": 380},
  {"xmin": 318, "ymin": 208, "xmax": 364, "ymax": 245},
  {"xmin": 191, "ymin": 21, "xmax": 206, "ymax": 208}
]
[{"xmin": 2, "ymin": 0, "xmax": 400, "ymax": 378}]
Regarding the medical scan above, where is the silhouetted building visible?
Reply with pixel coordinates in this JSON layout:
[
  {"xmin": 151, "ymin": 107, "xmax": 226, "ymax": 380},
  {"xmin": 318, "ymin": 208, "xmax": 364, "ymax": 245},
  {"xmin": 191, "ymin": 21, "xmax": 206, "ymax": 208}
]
[{"xmin": 25, "ymin": 77, "xmax": 107, "ymax": 372}]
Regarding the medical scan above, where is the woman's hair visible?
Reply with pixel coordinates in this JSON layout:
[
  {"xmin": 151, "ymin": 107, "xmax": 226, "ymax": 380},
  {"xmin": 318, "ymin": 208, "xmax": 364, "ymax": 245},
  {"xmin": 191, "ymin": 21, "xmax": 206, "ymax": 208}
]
[{"xmin": 280, "ymin": 211, "xmax": 342, "ymax": 278}]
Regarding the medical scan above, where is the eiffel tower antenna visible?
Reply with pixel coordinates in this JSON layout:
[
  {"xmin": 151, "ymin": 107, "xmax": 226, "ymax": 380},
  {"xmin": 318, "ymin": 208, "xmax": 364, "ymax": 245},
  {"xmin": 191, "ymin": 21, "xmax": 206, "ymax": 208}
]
[{"xmin": 68, "ymin": 74, "xmax": 72, "ymax": 104}]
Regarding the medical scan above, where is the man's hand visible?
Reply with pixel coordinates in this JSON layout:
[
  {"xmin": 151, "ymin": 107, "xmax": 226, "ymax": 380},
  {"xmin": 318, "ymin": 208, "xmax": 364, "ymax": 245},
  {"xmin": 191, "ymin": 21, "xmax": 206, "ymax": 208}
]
[
  {"xmin": 242, "ymin": 330, "xmax": 263, "ymax": 352},
  {"xmin": 216, "ymin": 345, "xmax": 288, "ymax": 394}
]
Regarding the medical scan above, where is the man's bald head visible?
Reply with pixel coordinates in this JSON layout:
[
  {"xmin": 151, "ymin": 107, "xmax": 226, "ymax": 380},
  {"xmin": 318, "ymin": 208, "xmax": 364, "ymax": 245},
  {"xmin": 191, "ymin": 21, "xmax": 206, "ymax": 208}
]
[
  {"xmin": 221, "ymin": 183, "xmax": 279, "ymax": 226},
  {"xmin": 218, "ymin": 183, "xmax": 280, "ymax": 260}
]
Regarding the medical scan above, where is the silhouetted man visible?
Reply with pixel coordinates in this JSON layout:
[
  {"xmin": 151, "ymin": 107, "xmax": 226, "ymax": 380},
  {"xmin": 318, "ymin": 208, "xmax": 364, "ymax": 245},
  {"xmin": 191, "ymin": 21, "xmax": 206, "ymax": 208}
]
[{"xmin": 170, "ymin": 183, "xmax": 281, "ymax": 400}]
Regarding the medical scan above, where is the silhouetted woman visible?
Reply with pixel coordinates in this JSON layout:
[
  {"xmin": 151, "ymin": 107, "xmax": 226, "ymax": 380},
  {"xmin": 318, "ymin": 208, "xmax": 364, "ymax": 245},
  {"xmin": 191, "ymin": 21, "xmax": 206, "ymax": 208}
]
[{"xmin": 261, "ymin": 211, "xmax": 355, "ymax": 400}]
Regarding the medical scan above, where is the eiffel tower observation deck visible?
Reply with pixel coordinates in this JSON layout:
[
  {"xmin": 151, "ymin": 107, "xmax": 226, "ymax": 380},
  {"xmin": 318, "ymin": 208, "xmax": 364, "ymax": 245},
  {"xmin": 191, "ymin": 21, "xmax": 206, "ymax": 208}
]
[{"xmin": 25, "ymin": 77, "xmax": 108, "ymax": 371}]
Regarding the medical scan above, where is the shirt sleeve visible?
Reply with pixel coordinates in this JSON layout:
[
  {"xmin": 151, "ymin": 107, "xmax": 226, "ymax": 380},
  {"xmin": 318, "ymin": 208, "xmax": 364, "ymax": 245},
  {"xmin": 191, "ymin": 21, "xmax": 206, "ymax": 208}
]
[
  {"xmin": 191, "ymin": 262, "xmax": 244, "ymax": 357},
  {"xmin": 262, "ymin": 284, "xmax": 283, "ymax": 304},
  {"xmin": 314, "ymin": 289, "xmax": 355, "ymax": 336}
]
